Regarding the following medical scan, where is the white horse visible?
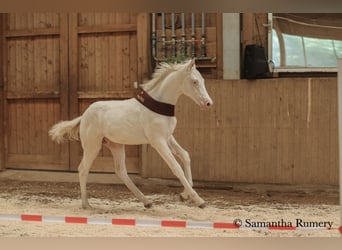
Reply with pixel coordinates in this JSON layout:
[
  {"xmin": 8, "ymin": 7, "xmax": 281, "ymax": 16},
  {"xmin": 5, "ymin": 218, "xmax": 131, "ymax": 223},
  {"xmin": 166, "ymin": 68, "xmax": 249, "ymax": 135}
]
[{"xmin": 49, "ymin": 59, "xmax": 213, "ymax": 209}]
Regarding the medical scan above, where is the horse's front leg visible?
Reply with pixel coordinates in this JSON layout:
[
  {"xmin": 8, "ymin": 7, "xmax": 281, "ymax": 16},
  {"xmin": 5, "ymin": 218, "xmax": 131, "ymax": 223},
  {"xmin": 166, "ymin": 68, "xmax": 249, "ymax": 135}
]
[
  {"xmin": 104, "ymin": 140, "xmax": 152, "ymax": 208},
  {"xmin": 168, "ymin": 136, "xmax": 193, "ymax": 201},
  {"xmin": 151, "ymin": 139, "xmax": 205, "ymax": 208}
]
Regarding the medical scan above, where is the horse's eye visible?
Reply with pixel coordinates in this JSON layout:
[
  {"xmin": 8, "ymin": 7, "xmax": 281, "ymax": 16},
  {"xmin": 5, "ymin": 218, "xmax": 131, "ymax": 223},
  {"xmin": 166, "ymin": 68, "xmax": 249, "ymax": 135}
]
[{"xmin": 193, "ymin": 80, "xmax": 198, "ymax": 85}]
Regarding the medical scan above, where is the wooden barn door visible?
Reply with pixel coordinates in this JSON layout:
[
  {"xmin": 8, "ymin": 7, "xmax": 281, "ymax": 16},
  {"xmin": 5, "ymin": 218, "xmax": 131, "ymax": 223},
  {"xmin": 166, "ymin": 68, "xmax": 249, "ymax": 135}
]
[
  {"xmin": 68, "ymin": 13, "xmax": 150, "ymax": 173},
  {"xmin": 1, "ymin": 13, "xmax": 150, "ymax": 173},
  {"xmin": 1, "ymin": 13, "xmax": 69, "ymax": 170}
]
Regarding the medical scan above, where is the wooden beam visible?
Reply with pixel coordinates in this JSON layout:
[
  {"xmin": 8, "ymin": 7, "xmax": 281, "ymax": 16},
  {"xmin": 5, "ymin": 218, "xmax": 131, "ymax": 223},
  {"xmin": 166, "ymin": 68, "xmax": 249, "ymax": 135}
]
[
  {"xmin": 77, "ymin": 91, "xmax": 133, "ymax": 99},
  {"xmin": 59, "ymin": 13, "xmax": 70, "ymax": 170},
  {"xmin": 4, "ymin": 28, "xmax": 60, "ymax": 38},
  {"xmin": 68, "ymin": 13, "xmax": 80, "ymax": 170},
  {"xmin": 6, "ymin": 91, "xmax": 60, "ymax": 99},
  {"xmin": 136, "ymin": 13, "xmax": 151, "ymax": 83},
  {"xmin": 6, "ymin": 154, "xmax": 67, "ymax": 170},
  {"xmin": 215, "ymin": 13, "xmax": 223, "ymax": 79},
  {"xmin": 0, "ymin": 14, "xmax": 5, "ymax": 170},
  {"xmin": 60, "ymin": 13, "xmax": 69, "ymax": 122},
  {"xmin": 77, "ymin": 24, "xmax": 136, "ymax": 35}
]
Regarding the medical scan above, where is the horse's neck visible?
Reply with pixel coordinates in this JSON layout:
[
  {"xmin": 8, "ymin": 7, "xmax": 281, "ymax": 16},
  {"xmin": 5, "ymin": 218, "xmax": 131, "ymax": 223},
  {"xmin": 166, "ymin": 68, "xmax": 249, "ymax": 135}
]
[{"xmin": 147, "ymin": 72, "xmax": 183, "ymax": 105}]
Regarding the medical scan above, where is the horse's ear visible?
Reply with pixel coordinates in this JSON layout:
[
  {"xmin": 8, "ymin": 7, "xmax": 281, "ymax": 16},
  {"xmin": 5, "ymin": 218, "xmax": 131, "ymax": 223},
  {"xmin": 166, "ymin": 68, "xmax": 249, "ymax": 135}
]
[{"xmin": 186, "ymin": 58, "xmax": 195, "ymax": 71}]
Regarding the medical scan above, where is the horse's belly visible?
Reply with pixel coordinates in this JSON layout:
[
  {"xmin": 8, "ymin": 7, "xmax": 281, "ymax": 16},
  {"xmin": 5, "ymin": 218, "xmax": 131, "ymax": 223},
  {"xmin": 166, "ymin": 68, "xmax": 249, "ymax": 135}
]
[{"xmin": 105, "ymin": 127, "xmax": 149, "ymax": 145}]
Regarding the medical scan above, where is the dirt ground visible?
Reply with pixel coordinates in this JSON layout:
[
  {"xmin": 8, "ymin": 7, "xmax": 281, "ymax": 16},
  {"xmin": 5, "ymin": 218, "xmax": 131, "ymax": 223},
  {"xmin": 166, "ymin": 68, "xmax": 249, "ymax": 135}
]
[{"xmin": 0, "ymin": 172, "xmax": 340, "ymax": 237}]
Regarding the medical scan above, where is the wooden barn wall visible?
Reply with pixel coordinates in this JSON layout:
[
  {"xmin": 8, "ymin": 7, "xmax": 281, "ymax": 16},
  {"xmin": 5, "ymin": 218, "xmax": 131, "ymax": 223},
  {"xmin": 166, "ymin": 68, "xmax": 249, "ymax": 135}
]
[{"xmin": 142, "ymin": 77, "xmax": 338, "ymax": 185}]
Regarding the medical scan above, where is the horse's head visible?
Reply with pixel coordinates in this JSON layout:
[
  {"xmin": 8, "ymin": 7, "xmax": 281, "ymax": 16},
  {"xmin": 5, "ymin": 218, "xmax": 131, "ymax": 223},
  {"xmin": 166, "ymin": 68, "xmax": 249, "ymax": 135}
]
[{"xmin": 180, "ymin": 59, "xmax": 213, "ymax": 109}]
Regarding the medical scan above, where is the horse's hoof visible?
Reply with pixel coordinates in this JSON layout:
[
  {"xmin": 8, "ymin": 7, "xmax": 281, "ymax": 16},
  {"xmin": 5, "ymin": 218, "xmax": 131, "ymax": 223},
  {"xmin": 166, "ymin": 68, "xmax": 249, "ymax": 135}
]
[
  {"xmin": 82, "ymin": 204, "xmax": 93, "ymax": 210},
  {"xmin": 198, "ymin": 203, "xmax": 206, "ymax": 209},
  {"xmin": 144, "ymin": 202, "xmax": 152, "ymax": 209}
]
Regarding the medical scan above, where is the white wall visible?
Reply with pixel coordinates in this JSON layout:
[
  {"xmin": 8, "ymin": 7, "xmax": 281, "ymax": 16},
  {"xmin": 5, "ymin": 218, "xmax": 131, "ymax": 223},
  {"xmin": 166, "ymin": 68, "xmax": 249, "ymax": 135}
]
[{"xmin": 222, "ymin": 13, "xmax": 240, "ymax": 80}]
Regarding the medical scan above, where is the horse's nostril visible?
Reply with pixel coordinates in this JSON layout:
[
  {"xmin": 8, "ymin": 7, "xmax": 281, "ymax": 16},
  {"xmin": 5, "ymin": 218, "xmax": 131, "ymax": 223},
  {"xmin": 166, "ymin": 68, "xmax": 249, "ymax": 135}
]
[{"xmin": 207, "ymin": 102, "xmax": 211, "ymax": 107}]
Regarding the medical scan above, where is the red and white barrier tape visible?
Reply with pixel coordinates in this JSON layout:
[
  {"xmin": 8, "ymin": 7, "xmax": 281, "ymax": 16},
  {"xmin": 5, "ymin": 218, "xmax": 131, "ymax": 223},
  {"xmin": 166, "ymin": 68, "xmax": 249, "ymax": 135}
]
[{"xmin": 0, "ymin": 214, "xmax": 341, "ymax": 233}]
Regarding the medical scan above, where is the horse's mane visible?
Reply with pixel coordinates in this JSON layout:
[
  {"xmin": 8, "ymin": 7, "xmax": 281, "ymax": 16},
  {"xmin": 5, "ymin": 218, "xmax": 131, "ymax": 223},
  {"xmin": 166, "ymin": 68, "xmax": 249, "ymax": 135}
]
[{"xmin": 141, "ymin": 60, "xmax": 190, "ymax": 91}]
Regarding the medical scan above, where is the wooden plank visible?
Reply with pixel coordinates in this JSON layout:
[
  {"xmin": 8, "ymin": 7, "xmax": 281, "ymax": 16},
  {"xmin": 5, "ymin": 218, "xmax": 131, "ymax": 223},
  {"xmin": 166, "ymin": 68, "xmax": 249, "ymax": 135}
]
[
  {"xmin": 278, "ymin": 80, "xmax": 295, "ymax": 183},
  {"xmin": 108, "ymin": 33, "xmax": 117, "ymax": 91},
  {"xmin": 101, "ymin": 33, "xmax": 109, "ymax": 92},
  {"xmin": 78, "ymin": 36, "xmax": 87, "ymax": 92},
  {"xmin": 77, "ymin": 24, "xmax": 136, "ymax": 35},
  {"xmin": 292, "ymin": 78, "xmax": 307, "ymax": 184},
  {"xmin": 4, "ymin": 13, "xmax": 14, "ymax": 163},
  {"xmin": 46, "ymin": 99, "xmax": 54, "ymax": 155},
  {"xmin": 87, "ymin": 33, "xmax": 95, "ymax": 92},
  {"xmin": 28, "ymin": 100, "xmax": 36, "ymax": 155},
  {"xmin": 122, "ymin": 34, "xmax": 130, "ymax": 90},
  {"xmin": 33, "ymin": 35, "xmax": 41, "ymax": 93},
  {"xmin": 6, "ymin": 91, "xmax": 60, "ymax": 99},
  {"xmin": 4, "ymin": 28, "xmax": 60, "ymax": 38},
  {"xmin": 315, "ymin": 78, "xmax": 333, "ymax": 184},
  {"xmin": 94, "ymin": 31, "xmax": 102, "ymax": 92},
  {"xmin": 47, "ymin": 28, "xmax": 56, "ymax": 91},
  {"xmin": 115, "ymin": 33, "xmax": 124, "ymax": 91},
  {"xmin": 6, "ymin": 154, "xmax": 67, "ymax": 170},
  {"xmin": 7, "ymin": 102, "xmax": 16, "ymax": 155},
  {"xmin": 59, "ymin": 13, "xmax": 70, "ymax": 123},
  {"xmin": 329, "ymin": 77, "xmax": 339, "ymax": 184},
  {"xmin": 15, "ymin": 36, "xmax": 22, "ymax": 93},
  {"xmin": 77, "ymin": 91, "xmax": 133, "ymax": 99}
]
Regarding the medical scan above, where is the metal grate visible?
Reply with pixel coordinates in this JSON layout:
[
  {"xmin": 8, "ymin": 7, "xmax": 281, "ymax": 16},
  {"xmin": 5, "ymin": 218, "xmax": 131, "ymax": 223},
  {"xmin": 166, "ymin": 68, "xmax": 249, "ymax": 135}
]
[{"xmin": 151, "ymin": 13, "xmax": 213, "ymax": 63}]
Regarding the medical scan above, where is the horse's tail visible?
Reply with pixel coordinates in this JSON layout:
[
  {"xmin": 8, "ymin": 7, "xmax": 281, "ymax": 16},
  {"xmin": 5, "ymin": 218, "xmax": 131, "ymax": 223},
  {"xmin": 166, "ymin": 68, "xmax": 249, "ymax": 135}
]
[{"xmin": 49, "ymin": 116, "xmax": 82, "ymax": 144}]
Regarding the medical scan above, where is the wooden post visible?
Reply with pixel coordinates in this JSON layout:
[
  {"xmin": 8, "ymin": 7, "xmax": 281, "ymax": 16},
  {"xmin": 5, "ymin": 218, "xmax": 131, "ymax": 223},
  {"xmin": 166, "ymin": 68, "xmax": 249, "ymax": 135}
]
[
  {"xmin": 0, "ymin": 14, "xmax": 4, "ymax": 170},
  {"xmin": 215, "ymin": 13, "xmax": 223, "ymax": 79},
  {"xmin": 137, "ymin": 13, "xmax": 151, "ymax": 83},
  {"xmin": 338, "ymin": 58, "xmax": 342, "ymax": 234},
  {"xmin": 137, "ymin": 13, "xmax": 151, "ymax": 173},
  {"xmin": 68, "ymin": 13, "xmax": 80, "ymax": 170},
  {"xmin": 59, "ymin": 13, "xmax": 70, "ymax": 170}
]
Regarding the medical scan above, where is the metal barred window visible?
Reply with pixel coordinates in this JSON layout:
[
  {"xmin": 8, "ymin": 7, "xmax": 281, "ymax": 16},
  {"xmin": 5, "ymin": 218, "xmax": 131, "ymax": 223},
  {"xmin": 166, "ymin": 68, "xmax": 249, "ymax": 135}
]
[{"xmin": 151, "ymin": 13, "xmax": 214, "ymax": 64}]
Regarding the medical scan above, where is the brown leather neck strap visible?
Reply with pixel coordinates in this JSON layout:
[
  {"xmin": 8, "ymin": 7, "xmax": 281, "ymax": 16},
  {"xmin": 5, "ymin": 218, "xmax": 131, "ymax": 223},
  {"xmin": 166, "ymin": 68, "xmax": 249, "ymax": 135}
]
[{"xmin": 135, "ymin": 87, "xmax": 175, "ymax": 117}]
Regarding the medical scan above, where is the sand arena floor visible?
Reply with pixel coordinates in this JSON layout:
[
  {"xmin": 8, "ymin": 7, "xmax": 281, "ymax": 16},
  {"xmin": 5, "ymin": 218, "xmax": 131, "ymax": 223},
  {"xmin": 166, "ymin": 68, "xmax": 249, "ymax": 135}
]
[{"xmin": 0, "ymin": 170, "xmax": 339, "ymax": 237}]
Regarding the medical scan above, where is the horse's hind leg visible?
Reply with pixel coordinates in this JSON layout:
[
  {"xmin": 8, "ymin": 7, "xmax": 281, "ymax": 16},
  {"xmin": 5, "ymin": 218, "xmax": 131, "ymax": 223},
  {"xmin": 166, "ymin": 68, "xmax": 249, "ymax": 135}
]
[
  {"xmin": 104, "ymin": 139, "xmax": 152, "ymax": 208},
  {"xmin": 78, "ymin": 134, "xmax": 102, "ymax": 209}
]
